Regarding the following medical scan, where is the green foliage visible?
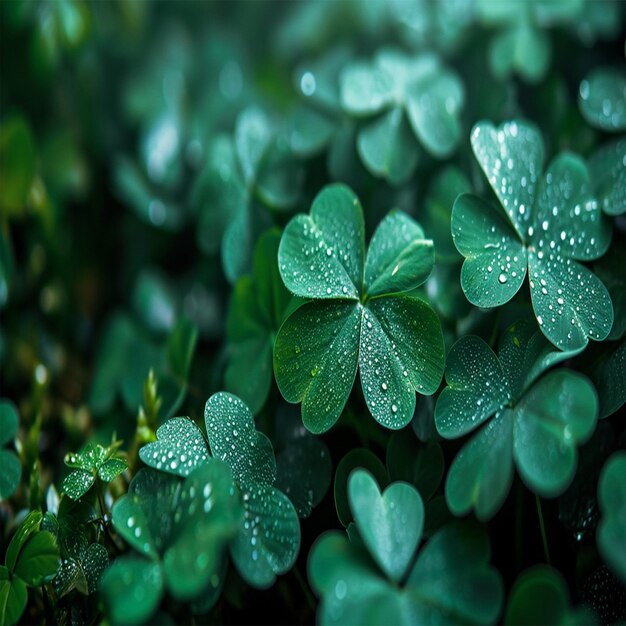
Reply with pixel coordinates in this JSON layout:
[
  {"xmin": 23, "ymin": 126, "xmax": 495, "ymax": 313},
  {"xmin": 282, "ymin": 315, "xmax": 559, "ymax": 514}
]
[
  {"xmin": 0, "ymin": 401, "xmax": 21, "ymax": 501},
  {"xmin": 436, "ymin": 321, "xmax": 597, "ymax": 519},
  {"xmin": 62, "ymin": 441, "xmax": 128, "ymax": 500},
  {"xmin": 1, "ymin": 512, "xmax": 60, "ymax": 626},
  {"xmin": 1, "ymin": 2, "xmax": 625, "ymax": 624},
  {"xmin": 275, "ymin": 183, "xmax": 444, "ymax": 432},
  {"xmin": 454, "ymin": 120, "xmax": 613, "ymax": 351},
  {"xmin": 309, "ymin": 518, "xmax": 503, "ymax": 625}
]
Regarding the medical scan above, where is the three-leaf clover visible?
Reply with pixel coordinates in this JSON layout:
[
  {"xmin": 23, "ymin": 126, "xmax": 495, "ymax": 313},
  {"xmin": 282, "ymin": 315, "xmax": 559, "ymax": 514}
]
[
  {"xmin": 0, "ymin": 511, "xmax": 60, "ymax": 626},
  {"xmin": 274, "ymin": 183, "xmax": 445, "ymax": 433},
  {"xmin": 101, "ymin": 462, "xmax": 241, "ymax": 624},
  {"xmin": 309, "ymin": 470, "xmax": 504, "ymax": 625},
  {"xmin": 0, "ymin": 400, "xmax": 21, "ymax": 501},
  {"xmin": 225, "ymin": 229, "xmax": 299, "ymax": 414},
  {"xmin": 138, "ymin": 392, "xmax": 301, "ymax": 588},
  {"xmin": 597, "ymin": 451, "xmax": 626, "ymax": 582},
  {"xmin": 435, "ymin": 320, "xmax": 598, "ymax": 520},
  {"xmin": 453, "ymin": 120, "xmax": 613, "ymax": 351},
  {"xmin": 62, "ymin": 442, "xmax": 127, "ymax": 501},
  {"xmin": 192, "ymin": 107, "xmax": 304, "ymax": 283},
  {"xmin": 340, "ymin": 49, "xmax": 464, "ymax": 184},
  {"xmin": 476, "ymin": 0, "xmax": 582, "ymax": 82}
]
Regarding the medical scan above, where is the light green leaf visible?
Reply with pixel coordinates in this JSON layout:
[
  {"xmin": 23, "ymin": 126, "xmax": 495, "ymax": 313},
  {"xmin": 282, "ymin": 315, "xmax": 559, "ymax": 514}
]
[
  {"xmin": 0, "ymin": 401, "xmax": 18, "ymax": 446},
  {"xmin": 348, "ymin": 469, "xmax": 424, "ymax": 582},
  {"xmin": 62, "ymin": 470, "xmax": 95, "ymax": 501},
  {"xmin": 139, "ymin": 417, "xmax": 210, "ymax": 478},
  {"xmin": 205, "ymin": 392, "xmax": 277, "ymax": 488},
  {"xmin": 340, "ymin": 62, "xmax": 395, "ymax": 116},
  {"xmin": 5, "ymin": 511, "xmax": 43, "ymax": 572},
  {"xmin": 235, "ymin": 107, "xmax": 273, "ymax": 187},
  {"xmin": 579, "ymin": 68, "xmax": 626, "ymax": 132},
  {"xmin": 406, "ymin": 70, "xmax": 464, "ymax": 158},
  {"xmin": 278, "ymin": 183, "xmax": 364, "ymax": 300},
  {"xmin": 364, "ymin": 211, "xmax": 433, "ymax": 298},
  {"xmin": 452, "ymin": 193, "xmax": 528, "ymax": 307},
  {"xmin": 230, "ymin": 485, "xmax": 300, "ymax": 588},
  {"xmin": 513, "ymin": 370, "xmax": 597, "ymax": 496},
  {"xmin": 471, "ymin": 120, "xmax": 544, "ymax": 240},
  {"xmin": 357, "ymin": 107, "xmax": 419, "ymax": 185},
  {"xmin": 98, "ymin": 458, "xmax": 127, "ymax": 483}
]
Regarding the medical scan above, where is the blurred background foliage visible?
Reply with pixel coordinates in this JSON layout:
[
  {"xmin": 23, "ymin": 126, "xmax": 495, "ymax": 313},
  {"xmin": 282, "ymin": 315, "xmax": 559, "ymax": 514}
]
[{"xmin": 0, "ymin": 0, "xmax": 625, "ymax": 624}]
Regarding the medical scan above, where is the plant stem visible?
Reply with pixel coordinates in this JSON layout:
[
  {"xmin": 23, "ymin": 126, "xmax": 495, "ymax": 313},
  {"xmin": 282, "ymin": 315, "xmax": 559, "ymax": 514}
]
[
  {"xmin": 293, "ymin": 564, "xmax": 316, "ymax": 615},
  {"xmin": 535, "ymin": 494, "xmax": 551, "ymax": 565}
]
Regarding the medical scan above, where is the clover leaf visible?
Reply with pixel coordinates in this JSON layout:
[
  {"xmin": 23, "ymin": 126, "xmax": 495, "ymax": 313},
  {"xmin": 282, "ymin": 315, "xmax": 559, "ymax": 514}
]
[
  {"xmin": 139, "ymin": 392, "xmax": 301, "ymax": 589},
  {"xmin": 225, "ymin": 229, "xmax": 299, "ymax": 414},
  {"xmin": 62, "ymin": 442, "xmax": 127, "ymax": 501},
  {"xmin": 101, "ymin": 462, "xmax": 242, "ymax": 623},
  {"xmin": 274, "ymin": 183, "xmax": 444, "ymax": 433},
  {"xmin": 0, "ymin": 400, "xmax": 21, "ymax": 501},
  {"xmin": 588, "ymin": 136, "xmax": 626, "ymax": 216},
  {"xmin": 192, "ymin": 107, "xmax": 304, "ymax": 283},
  {"xmin": 436, "ymin": 320, "xmax": 597, "ymax": 520},
  {"xmin": 339, "ymin": 49, "xmax": 464, "ymax": 184},
  {"xmin": 453, "ymin": 120, "xmax": 613, "ymax": 351},
  {"xmin": 53, "ymin": 533, "xmax": 108, "ymax": 597},
  {"xmin": 1, "ymin": 511, "xmax": 60, "ymax": 626},
  {"xmin": 309, "ymin": 518, "xmax": 503, "ymax": 626},
  {"xmin": 579, "ymin": 68, "xmax": 626, "ymax": 132},
  {"xmin": 349, "ymin": 469, "xmax": 424, "ymax": 582},
  {"xmin": 597, "ymin": 451, "xmax": 626, "ymax": 582},
  {"xmin": 505, "ymin": 566, "xmax": 596, "ymax": 625},
  {"xmin": 476, "ymin": 0, "xmax": 582, "ymax": 82}
]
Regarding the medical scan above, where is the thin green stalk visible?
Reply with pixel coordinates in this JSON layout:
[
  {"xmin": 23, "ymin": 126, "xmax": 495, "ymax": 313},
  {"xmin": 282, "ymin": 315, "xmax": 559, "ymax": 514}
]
[{"xmin": 535, "ymin": 494, "xmax": 551, "ymax": 565}]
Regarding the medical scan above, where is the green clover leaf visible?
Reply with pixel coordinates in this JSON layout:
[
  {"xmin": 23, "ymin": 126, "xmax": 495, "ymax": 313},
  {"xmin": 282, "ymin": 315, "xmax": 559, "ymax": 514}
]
[
  {"xmin": 53, "ymin": 533, "xmax": 108, "ymax": 597},
  {"xmin": 102, "ymin": 462, "xmax": 242, "ymax": 623},
  {"xmin": 597, "ymin": 451, "xmax": 626, "ymax": 582},
  {"xmin": 62, "ymin": 442, "xmax": 128, "ymax": 501},
  {"xmin": 476, "ymin": 0, "xmax": 582, "ymax": 82},
  {"xmin": 579, "ymin": 68, "xmax": 626, "ymax": 132},
  {"xmin": 309, "ymin": 521, "xmax": 503, "ymax": 625},
  {"xmin": 225, "ymin": 229, "xmax": 299, "ymax": 414},
  {"xmin": 453, "ymin": 120, "xmax": 613, "ymax": 351},
  {"xmin": 339, "ymin": 50, "xmax": 464, "ymax": 184},
  {"xmin": 436, "ymin": 321, "xmax": 597, "ymax": 520},
  {"xmin": 348, "ymin": 469, "xmax": 424, "ymax": 582},
  {"xmin": 588, "ymin": 136, "xmax": 626, "ymax": 216},
  {"xmin": 505, "ymin": 566, "xmax": 596, "ymax": 625},
  {"xmin": 192, "ymin": 107, "xmax": 304, "ymax": 283},
  {"xmin": 0, "ymin": 400, "xmax": 21, "ymax": 501},
  {"xmin": 274, "ymin": 184, "xmax": 444, "ymax": 433},
  {"xmin": 139, "ymin": 392, "xmax": 301, "ymax": 589},
  {"xmin": 1, "ymin": 511, "xmax": 60, "ymax": 626}
]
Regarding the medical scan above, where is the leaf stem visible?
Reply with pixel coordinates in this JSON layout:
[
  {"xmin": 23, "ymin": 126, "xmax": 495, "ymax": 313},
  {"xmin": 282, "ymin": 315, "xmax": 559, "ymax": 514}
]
[
  {"xmin": 535, "ymin": 494, "xmax": 551, "ymax": 565},
  {"xmin": 293, "ymin": 564, "xmax": 317, "ymax": 615}
]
